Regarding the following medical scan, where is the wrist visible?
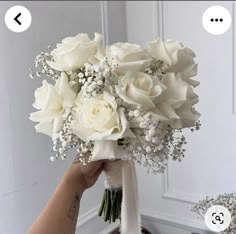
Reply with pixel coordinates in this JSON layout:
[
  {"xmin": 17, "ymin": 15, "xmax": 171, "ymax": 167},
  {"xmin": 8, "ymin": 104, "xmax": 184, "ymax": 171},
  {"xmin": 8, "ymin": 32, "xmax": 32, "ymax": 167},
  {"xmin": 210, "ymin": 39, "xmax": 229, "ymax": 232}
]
[{"xmin": 66, "ymin": 163, "xmax": 87, "ymax": 193}]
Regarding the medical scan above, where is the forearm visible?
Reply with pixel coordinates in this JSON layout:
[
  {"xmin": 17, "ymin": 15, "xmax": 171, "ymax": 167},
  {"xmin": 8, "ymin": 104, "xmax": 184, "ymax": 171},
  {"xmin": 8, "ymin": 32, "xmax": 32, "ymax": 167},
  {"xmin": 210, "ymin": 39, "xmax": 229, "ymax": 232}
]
[{"xmin": 27, "ymin": 164, "xmax": 85, "ymax": 234}]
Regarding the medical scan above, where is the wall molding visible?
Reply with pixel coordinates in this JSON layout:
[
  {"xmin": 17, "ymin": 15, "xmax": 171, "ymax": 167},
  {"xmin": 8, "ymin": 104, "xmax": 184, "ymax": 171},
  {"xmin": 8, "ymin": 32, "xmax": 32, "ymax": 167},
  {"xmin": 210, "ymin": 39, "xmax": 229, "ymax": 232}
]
[
  {"xmin": 100, "ymin": 1, "xmax": 109, "ymax": 45},
  {"xmin": 158, "ymin": 0, "xmax": 164, "ymax": 39},
  {"xmin": 156, "ymin": 0, "xmax": 204, "ymax": 205},
  {"xmin": 142, "ymin": 211, "xmax": 205, "ymax": 232},
  {"xmin": 162, "ymin": 191, "xmax": 203, "ymax": 204},
  {"xmin": 157, "ymin": 0, "xmax": 199, "ymax": 204},
  {"xmin": 152, "ymin": 1, "xmax": 158, "ymax": 38},
  {"xmin": 162, "ymin": 164, "xmax": 203, "ymax": 204},
  {"xmin": 232, "ymin": 1, "xmax": 235, "ymax": 115},
  {"xmin": 99, "ymin": 223, "xmax": 119, "ymax": 234},
  {"xmin": 153, "ymin": 0, "xmax": 164, "ymax": 39},
  {"xmin": 76, "ymin": 206, "xmax": 211, "ymax": 234},
  {"xmin": 76, "ymin": 206, "xmax": 119, "ymax": 234},
  {"xmin": 76, "ymin": 205, "xmax": 99, "ymax": 230}
]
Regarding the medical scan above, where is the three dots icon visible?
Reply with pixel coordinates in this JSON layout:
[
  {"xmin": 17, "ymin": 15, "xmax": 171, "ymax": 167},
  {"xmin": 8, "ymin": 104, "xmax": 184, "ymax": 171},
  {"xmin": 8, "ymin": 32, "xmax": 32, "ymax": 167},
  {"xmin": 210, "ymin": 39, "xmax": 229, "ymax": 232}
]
[{"xmin": 210, "ymin": 18, "xmax": 223, "ymax": 22}]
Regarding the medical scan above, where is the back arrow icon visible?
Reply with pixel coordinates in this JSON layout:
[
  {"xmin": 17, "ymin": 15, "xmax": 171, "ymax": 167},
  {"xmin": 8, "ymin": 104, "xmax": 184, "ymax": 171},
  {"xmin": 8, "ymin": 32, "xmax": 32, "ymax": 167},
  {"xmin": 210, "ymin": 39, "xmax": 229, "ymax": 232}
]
[{"xmin": 14, "ymin": 13, "xmax": 21, "ymax": 25}]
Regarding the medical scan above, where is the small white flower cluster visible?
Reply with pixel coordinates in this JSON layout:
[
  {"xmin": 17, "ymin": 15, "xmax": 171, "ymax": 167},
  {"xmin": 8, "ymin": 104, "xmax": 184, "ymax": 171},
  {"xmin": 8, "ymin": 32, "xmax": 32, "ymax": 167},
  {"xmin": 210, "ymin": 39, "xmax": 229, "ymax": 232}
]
[
  {"xmin": 73, "ymin": 59, "xmax": 118, "ymax": 98},
  {"xmin": 50, "ymin": 108, "xmax": 94, "ymax": 164},
  {"xmin": 78, "ymin": 64, "xmax": 105, "ymax": 97},
  {"xmin": 31, "ymin": 48, "xmax": 81, "ymax": 87},
  {"xmin": 30, "ymin": 47, "xmax": 61, "ymax": 81},
  {"xmin": 76, "ymin": 141, "xmax": 94, "ymax": 165},
  {"xmin": 124, "ymin": 108, "xmax": 189, "ymax": 173},
  {"xmin": 100, "ymin": 58, "xmax": 119, "ymax": 85},
  {"xmin": 192, "ymin": 192, "xmax": 236, "ymax": 233},
  {"xmin": 145, "ymin": 60, "xmax": 169, "ymax": 77},
  {"xmin": 50, "ymin": 109, "xmax": 80, "ymax": 161}
]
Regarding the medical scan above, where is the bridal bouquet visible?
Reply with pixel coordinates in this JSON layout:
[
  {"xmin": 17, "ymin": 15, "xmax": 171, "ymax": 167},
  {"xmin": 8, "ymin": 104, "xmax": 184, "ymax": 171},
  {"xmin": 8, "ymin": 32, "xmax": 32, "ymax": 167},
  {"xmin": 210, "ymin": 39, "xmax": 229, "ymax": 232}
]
[{"xmin": 29, "ymin": 33, "xmax": 200, "ymax": 233}]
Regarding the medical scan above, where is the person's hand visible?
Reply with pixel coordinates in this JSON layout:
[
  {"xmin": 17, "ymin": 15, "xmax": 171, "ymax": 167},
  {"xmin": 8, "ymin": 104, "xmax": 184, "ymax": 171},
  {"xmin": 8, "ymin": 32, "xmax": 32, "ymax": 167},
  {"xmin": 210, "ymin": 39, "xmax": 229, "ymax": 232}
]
[
  {"xmin": 69, "ymin": 155, "xmax": 105, "ymax": 191},
  {"xmin": 77, "ymin": 160, "xmax": 105, "ymax": 189}
]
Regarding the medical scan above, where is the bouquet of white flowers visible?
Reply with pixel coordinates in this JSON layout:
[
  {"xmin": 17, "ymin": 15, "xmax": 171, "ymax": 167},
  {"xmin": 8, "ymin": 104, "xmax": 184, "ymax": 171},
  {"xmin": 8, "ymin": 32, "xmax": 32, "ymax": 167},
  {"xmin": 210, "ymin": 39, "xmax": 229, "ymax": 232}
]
[{"xmin": 29, "ymin": 33, "xmax": 200, "ymax": 233}]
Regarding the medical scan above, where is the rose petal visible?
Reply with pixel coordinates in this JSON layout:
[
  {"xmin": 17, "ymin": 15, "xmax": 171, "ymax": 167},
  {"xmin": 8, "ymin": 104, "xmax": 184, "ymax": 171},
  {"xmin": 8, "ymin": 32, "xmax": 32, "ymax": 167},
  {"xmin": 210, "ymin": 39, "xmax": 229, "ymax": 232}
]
[
  {"xmin": 150, "ymin": 107, "xmax": 169, "ymax": 122},
  {"xmin": 34, "ymin": 121, "xmax": 53, "ymax": 137},
  {"xmin": 116, "ymin": 60, "xmax": 151, "ymax": 74},
  {"xmin": 32, "ymin": 80, "xmax": 51, "ymax": 110},
  {"xmin": 88, "ymin": 108, "xmax": 135, "ymax": 141},
  {"xmin": 162, "ymin": 73, "xmax": 188, "ymax": 109},
  {"xmin": 147, "ymin": 38, "xmax": 173, "ymax": 65},
  {"xmin": 47, "ymin": 33, "xmax": 103, "ymax": 71},
  {"xmin": 72, "ymin": 122, "xmax": 96, "ymax": 142},
  {"xmin": 30, "ymin": 110, "xmax": 60, "ymax": 123},
  {"xmin": 126, "ymin": 83, "xmax": 155, "ymax": 109},
  {"xmin": 55, "ymin": 73, "xmax": 76, "ymax": 108},
  {"xmin": 157, "ymin": 102, "xmax": 180, "ymax": 121},
  {"xmin": 176, "ymin": 101, "xmax": 201, "ymax": 127},
  {"xmin": 164, "ymin": 39, "xmax": 183, "ymax": 56}
]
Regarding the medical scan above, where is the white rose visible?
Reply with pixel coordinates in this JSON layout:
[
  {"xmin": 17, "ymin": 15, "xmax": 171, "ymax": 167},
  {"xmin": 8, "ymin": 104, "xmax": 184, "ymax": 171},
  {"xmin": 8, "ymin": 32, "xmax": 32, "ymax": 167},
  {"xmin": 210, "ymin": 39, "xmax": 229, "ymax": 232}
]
[
  {"xmin": 157, "ymin": 72, "xmax": 200, "ymax": 128},
  {"xmin": 106, "ymin": 43, "xmax": 151, "ymax": 74},
  {"xmin": 115, "ymin": 71, "xmax": 166, "ymax": 110},
  {"xmin": 147, "ymin": 38, "xmax": 199, "ymax": 87},
  {"xmin": 46, "ymin": 33, "xmax": 103, "ymax": 71},
  {"xmin": 30, "ymin": 73, "xmax": 76, "ymax": 139},
  {"xmin": 72, "ymin": 91, "xmax": 135, "ymax": 160}
]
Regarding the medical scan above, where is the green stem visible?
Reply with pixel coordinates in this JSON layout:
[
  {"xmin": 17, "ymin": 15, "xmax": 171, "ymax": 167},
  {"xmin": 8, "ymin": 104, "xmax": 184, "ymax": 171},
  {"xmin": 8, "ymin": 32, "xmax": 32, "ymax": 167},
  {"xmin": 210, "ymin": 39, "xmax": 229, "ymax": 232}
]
[
  {"xmin": 105, "ymin": 190, "xmax": 111, "ymax": 222},
  {"xmin": 98, "ymin": 191, "xmax": 105, "ymax": 216},
  {"xmin": 98, "ymin": 188, "xmax": 123, "ymax": 223}
]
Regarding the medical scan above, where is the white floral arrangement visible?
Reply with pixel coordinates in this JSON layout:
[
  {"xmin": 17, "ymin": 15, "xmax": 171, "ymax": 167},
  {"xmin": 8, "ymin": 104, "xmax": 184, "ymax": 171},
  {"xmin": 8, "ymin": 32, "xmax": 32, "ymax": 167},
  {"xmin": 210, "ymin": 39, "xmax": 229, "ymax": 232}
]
[
  {"xmin": 29, "ymin": 33, "xmax": 200, "ymax": 233},
  {"xmin": 192, "ymin": 193, "xmax": 236, "ymax": 233}
]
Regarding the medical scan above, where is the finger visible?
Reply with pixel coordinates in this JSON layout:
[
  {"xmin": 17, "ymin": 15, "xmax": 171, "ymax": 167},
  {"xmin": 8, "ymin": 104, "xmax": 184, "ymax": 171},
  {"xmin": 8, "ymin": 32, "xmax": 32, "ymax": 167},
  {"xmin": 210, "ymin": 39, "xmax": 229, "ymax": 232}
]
[
  {"xmin": 93, "ymin": 166, "xmax": 104, "ymax": 180},
  {"xmin": 86, "ymin": 160, "xmax": 104, "ymax": 171}
]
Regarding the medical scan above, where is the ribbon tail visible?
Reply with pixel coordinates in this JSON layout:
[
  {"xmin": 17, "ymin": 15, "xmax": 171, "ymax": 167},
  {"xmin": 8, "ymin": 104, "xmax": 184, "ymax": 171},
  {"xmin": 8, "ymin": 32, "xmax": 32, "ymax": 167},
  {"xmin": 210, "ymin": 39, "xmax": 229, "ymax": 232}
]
[{"xmin": 121, "ymin": 160, "xmax": 141, "ymax": 234}]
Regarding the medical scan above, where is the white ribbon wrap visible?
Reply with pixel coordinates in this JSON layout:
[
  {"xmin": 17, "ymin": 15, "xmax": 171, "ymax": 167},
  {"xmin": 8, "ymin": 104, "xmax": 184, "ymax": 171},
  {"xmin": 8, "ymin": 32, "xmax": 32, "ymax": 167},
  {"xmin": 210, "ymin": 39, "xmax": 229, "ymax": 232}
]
[
  {"xmin": 104, "ymin": 160, "xmax": 123, "ymax": 189},
  {"xmin": 104, "ymin": 160, "xmax": 141, "ymax": 234},
  {"xmin": 121, "ymin": 160, "xmax": 141, "ymax": 234}
]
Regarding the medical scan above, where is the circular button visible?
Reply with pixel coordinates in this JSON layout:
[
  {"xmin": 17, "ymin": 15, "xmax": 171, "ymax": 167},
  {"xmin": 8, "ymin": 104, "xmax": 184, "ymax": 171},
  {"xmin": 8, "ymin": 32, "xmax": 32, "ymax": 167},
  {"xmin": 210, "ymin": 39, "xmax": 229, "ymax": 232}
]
[
  {"xmin": 5, "ymin": 6, "xmax": 32, "ymax": 33},
  {"xmin": 205, "ymin": 205, "xmax": 231, "ymax": 232},
  {"xmin": 202, "ymin": 6, "xmax": 231, "ymax": 35}
]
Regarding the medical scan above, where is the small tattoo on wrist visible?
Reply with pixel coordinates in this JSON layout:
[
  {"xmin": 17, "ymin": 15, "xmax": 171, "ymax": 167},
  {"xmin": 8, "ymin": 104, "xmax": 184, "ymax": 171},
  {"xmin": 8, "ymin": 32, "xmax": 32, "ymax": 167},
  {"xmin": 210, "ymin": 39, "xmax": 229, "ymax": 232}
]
[{"xmin": 67, "ymin": 192, "xmax": 80, "ymax": 221}]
